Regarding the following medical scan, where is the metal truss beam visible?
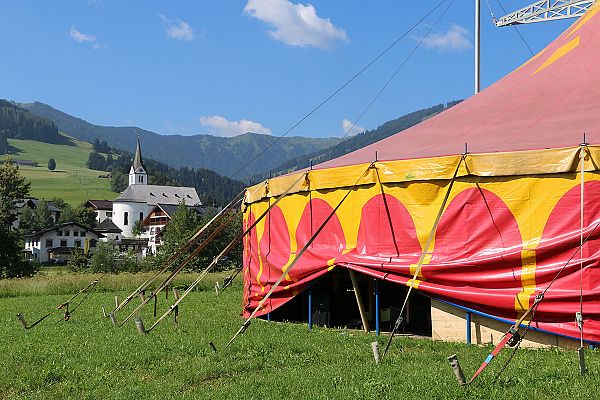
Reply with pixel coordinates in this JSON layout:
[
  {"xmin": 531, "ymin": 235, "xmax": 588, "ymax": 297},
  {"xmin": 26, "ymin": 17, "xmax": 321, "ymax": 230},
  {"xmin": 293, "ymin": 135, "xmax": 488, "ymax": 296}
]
[{"xmin": 495, "ymin": 0, "xmax": 595, "ymax": 26}]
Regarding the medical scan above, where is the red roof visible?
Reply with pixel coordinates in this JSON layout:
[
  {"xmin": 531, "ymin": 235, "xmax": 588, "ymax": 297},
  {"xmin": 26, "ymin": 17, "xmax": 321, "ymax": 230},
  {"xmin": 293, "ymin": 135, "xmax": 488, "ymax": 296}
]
[{"xmin": 318, "ymin": 5, "xmax": 600, "ymax": 170}]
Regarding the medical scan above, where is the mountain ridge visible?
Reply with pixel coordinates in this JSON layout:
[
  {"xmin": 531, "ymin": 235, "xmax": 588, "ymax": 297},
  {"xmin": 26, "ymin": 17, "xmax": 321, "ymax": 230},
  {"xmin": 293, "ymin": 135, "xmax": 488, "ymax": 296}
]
[{"xmin": 21, "ymin": 102, "xmax": 340, "ymax": 179}]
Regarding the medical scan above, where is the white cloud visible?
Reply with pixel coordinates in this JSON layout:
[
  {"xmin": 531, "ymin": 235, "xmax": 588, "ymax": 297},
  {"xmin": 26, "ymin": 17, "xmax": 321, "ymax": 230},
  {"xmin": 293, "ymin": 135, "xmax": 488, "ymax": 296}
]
[
  {"xmin": 243, "ymin": 0, "xmax": 347, "ymax": 49},
  {"xmin": 200, "ymin": 115, "xmax": 272, "ymax": 137},
  {"xmin": 159, "ymin": 14, "xmax": 197, "ymax": 41},
  {"xmin": 341, "ymin": 119, "xmax": 365, "ymax": 136},
  {"xmin": 70, "ymin": 26, "xmax": 105, "ymax": 49},
  {"xmin": 70, "ymin": 26, "xmax": 96, "ymax": 43},
  {"xmin": 422, "ymin": 24, "xmax": 472, "ymax": 52}
]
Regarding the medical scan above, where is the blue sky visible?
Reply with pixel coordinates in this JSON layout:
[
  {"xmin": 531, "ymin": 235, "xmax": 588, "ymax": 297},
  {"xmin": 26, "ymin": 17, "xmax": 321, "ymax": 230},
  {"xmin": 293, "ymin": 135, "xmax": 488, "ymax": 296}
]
[{"xmin": 0, "ymin": 1, "xmax": 573, "ymax": 138}]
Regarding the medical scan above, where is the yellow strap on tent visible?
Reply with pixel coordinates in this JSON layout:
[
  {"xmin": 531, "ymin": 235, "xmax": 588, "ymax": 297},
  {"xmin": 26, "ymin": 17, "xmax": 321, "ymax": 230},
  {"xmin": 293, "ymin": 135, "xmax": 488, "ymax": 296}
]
[
  {"xmin": 382, "ymin": 154, "xmax": 466, "ymax": 359},
  {"xmin": 226, "ymin": 165, "xmax": 373, "ymax": 348}
]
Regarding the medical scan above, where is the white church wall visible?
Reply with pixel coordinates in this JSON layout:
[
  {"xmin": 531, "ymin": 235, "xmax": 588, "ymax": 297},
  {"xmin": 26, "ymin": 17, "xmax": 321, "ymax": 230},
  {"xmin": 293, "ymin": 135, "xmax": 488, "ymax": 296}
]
[{"xmin": 113, "ymin": 202, "xmax": 149, "ymax": 238}]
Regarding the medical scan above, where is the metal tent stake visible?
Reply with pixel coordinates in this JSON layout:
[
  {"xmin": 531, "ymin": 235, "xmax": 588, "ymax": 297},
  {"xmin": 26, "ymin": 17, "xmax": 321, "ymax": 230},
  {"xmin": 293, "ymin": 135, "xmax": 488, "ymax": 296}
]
[
  {"xmin": 448, "ymin": 354, "xmax": 467, "ymax": 386},
  {"xmin": 173, "ymin": 288, "xmax": 180, "ymax": 325},
  {"xmin": 209, "ymin": 342, "xmax": 218, "ymax": 353},
  {"xmin": 16, "ymin": 313, "xmax": 28, "ymax": 329},
  {"xmin": 578, "ymin": 348, "xmax": 587, "ymax": 375},
  {"xmin": 371, "ymin": 342, "xmax": 381, "ymax": 365},
  {"xmin": 577, "ymin": 311, "xmax": 586, "ymax": 375},
  {"xmin": 134, "ymin": 317, "xmax": 147, "ymax": 335}
]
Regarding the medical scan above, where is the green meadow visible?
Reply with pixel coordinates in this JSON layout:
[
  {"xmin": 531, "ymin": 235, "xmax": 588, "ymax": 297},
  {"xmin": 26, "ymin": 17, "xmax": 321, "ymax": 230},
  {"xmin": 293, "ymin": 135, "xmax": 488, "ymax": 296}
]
[
  {"xmin": 4, "ymin": 135, "xmax": 116, "ymax": 205},
  {"xmin": 0, "ymin": 272, "xmax": 598, "ymax": 399}
]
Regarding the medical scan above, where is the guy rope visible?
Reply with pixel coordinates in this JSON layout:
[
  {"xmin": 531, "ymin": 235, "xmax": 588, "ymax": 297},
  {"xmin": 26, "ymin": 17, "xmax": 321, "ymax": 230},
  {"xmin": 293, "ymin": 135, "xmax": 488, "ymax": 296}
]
[
  {"xmin": 128, "ymin": 172, "xmax": 308, "ymax": 333},
  {"xmin": 454, "ymin": 147, "xmax": 600, "ymax": 385},
  {"xmin": 225, "ymin": 165, "xmax": 372, "ymax": 348},
  {"xmin": 381, "ymin": 154, "xmax": 466, "ymax": 360},
  {"xmin": 17, "ymin": 274, "xmax": 106, "ymax": 330},
  {"xmin": 106, "ymin": 189, "xmax": 245, "ymax": 319},
  {"xmin": 116, "ymin": 206, "xmax": 240, "ymax": 326}
]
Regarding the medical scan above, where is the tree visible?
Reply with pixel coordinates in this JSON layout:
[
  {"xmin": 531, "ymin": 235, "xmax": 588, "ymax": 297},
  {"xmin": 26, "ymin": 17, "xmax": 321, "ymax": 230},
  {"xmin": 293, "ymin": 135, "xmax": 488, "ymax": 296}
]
[
  {"xmin": 92, "ymin": 138, "xmax": 111, "ymax": 153},
  {"xmin": 47, "ymin": 158, "xmax": 56, "ymax": 171},
  {"xmin": 34, "ymin": 199, "xmax": 54, "ymax": 230},
  {"xmin": 53, "ymin": 199, "xmax": 96, "ymax": 228},
  {"xmin": 0, "ymin": 130, "xmax": 8, "ymax": 154},
  {"xmin": 89, "ymin": 240, "xmax": 137, "ymax": 273},
  {"xmin": 0, "ymin": 158, "xmax": 30, "ymax": 228},
  {"xmin": 90, "ymin": 241, "xmax": 120, "ymax": 273},
  {"xmin": 110, "ymin": 170, "xmax": 127, "ymax": 193},
  {"xmin": 132, "ymin": 219, "xmax": 143, "ymax": 238},
  {"xmin": 156, "ymin": 202, "xmax": 241, "ymax": 272},
  {"xmin": 67, "ymin": 248, "xmax": 89, "ymax": 272},
  {"xmin": 74, "ymin": 204, "xmax": 97, "ymax": 228},
  {"xmin": 18, "ymin": 206, "xmax": 36, "ymax": 233},
  {"xmin": 0, "ymin": 158, "xmax": 34, "ymax": 277},
  {"xmin": 157, "ymin": 201, "xmax": 201, "ymax": 269},
  {"xmin": 87, "ymin": 151, "xmax": 107, "ymax": 171}
]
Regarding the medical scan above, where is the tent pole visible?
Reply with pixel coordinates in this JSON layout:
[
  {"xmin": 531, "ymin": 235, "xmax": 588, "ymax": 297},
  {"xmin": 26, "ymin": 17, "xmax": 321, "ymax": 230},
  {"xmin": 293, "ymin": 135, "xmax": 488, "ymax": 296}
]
[
  {"xmin": 475, "ymin": 0, "xmax": 481, "ymax": 94},
  {"xmin": 349, "ymin": 270, "xmax": 370, "ymax": 333},
  {"xmin": 578, "ymin": 141, "xmax": 587, "ymax": 375},
  {"xmin": 466, "ymin": 312, "xmax": 472, "ymax": 344},
  {"xmin": 308, "ymin": 287, "xmax": 313, "ymax": 331},
  {"xmin": 375, "ymin": 279, "xmax": 380, "ymax": 336}
]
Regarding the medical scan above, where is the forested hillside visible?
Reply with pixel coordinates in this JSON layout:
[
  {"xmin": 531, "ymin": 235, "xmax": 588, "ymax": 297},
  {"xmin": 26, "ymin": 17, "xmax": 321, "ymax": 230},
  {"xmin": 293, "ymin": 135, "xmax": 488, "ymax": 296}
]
[
  {"xmin": 0, "ymin": 100, "xmax": 66, "ymax": 148},
  {"xmin": 21, "ymin": 102, "xmax": 340, "ymax": 178},
  {"xmin": 87, "ymin": 142, "xmax": 245, "ymax": 206},
  {"xmin": 260, "ymin": 101, "xmax": 462, "ymax": 179}
]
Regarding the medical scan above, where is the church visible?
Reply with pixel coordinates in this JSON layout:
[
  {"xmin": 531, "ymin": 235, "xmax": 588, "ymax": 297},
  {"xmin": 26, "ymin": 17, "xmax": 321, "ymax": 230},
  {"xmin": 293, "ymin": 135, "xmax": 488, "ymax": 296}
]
[{"xmin": 88, "ymin": 136, "xmax": 202, "ymax": 240}]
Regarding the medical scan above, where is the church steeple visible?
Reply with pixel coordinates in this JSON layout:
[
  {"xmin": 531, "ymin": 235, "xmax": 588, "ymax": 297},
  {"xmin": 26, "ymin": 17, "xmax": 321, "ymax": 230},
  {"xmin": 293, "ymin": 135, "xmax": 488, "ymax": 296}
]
[
  {"xmin": 129, "ymin": 133, "xmax": 148, "ymax": 186},
  {"xmin": 132, "ymin": 133, "xmax": 144, "ymax": 172}
]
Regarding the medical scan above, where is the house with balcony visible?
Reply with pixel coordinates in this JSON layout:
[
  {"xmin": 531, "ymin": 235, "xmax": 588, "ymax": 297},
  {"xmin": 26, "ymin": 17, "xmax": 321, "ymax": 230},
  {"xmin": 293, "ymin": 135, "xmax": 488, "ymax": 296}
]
[
  {"xmin": 23, "ymin": 222, "xmax": 103, "ymax": 263},
  {"xmin": 141, "ymin": 203, "xmax": 208, "ymax": 254}
]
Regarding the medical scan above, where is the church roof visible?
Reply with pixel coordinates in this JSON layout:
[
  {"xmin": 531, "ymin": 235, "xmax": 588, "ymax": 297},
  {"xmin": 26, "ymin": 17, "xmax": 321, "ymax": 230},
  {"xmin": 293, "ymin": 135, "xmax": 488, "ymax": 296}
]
[{"xmin": 115, "ymin": 184, "xmax": 201, "ymax": 206}]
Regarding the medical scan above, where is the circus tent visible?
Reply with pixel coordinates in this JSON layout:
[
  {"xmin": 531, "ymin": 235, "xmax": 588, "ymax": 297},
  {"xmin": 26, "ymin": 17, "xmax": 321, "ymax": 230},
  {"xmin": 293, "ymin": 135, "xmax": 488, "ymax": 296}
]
[{"xmin": 241, "ymin": 3, "xmax": 600, "ymax": 345}]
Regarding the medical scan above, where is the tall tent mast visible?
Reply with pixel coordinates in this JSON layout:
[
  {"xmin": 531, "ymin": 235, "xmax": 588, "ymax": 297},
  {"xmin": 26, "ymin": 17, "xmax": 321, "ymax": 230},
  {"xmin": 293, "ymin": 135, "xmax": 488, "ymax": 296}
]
[{"xmin": 475, "ymin": 0, "xmax": 481, "ymax": 94}]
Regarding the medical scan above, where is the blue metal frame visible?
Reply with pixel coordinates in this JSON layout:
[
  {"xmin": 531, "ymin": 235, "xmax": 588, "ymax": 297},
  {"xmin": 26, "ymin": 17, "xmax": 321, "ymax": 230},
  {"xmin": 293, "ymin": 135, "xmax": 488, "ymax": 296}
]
[
  {"xmin": 437, "ymin": 299, "xmax": 600, "ymax": 346},
  {"xmin": 466, "ymin": 311, "xmax": 472, "ymax": 344}
]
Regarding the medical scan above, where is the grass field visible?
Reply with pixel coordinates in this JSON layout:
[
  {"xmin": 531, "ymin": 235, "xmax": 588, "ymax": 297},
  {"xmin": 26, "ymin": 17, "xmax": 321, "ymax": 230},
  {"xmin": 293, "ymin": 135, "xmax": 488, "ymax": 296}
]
[
  {"xmin": 3, "ymin": 135, "xmax": 116, "ymax": 205},
  {"xmin": 1, "ymin": 273, "xmax": 599, "ymax": 399}
]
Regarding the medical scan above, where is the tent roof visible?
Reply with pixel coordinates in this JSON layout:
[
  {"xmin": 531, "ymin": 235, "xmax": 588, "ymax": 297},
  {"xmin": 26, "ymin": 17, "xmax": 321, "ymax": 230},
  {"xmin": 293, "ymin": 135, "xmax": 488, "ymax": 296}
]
[{"xmin": 317, "ymin": 4, "xmax": 600, "ymax": 170}]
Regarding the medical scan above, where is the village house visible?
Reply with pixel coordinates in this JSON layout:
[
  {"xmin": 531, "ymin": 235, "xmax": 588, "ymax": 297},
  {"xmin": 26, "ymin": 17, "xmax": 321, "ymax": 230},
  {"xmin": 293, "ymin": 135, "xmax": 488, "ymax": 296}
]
[
  {"xmin": 94, "ymin": 218, "xmax": 122, "ymax": 242},
  {"xmin": 83, "ymin": 199, "xmax": 114, "ymax": 223},
  {"xmin": 23, "ymin": 222, "xmax": 103, "ymax": 263},
  {"xmin": 142, "ymin": 203, "xmax": 207, "ymax": 254},
  {"xmin": 11, "ymin": 197, "xmax": 62, "ymax": 231}
]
